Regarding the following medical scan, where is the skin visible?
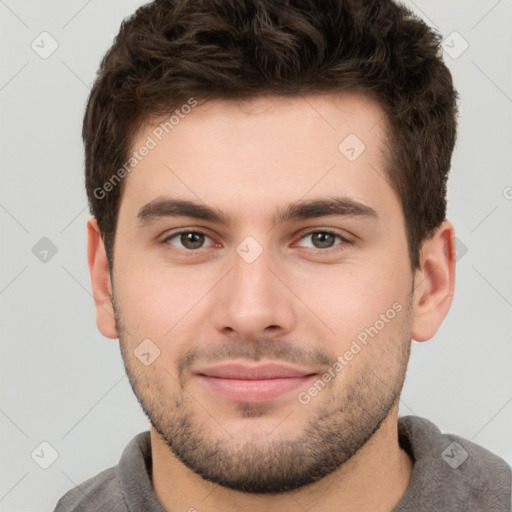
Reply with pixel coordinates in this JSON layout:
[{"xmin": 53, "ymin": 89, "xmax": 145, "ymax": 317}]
[{"xmin": 87, "ymin": 92, "xmax": 455, "ymax": 511}]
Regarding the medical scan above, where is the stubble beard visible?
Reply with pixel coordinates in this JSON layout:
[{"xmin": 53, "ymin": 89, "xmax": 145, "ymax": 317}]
[{"xmin": 114, "ymin": 297, "xmax": 412, "ymax": 494}]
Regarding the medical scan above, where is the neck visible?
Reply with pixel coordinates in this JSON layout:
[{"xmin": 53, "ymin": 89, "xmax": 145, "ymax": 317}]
[{"xmin": 150, "ymin": 405, "xmax": 413, "ymax": 512}]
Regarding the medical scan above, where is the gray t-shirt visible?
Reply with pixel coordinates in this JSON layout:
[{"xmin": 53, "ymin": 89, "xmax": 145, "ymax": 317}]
[{"xmin": 53, "ymin": 415, "xmax": 511, "ymax": 511}]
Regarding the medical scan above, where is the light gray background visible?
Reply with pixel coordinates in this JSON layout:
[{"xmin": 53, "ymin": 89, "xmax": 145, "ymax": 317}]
[{"xmin": 1, "ymin": 1, "xmax": 511, "ymax": 510}]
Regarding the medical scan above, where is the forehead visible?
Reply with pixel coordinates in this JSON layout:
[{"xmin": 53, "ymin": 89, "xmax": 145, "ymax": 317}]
[
  {"xmin": 146, "ymin": 92, "xmax": 388, "ymax": 149},
  {"xmin": 120, "ymin": 92, "xmax": 394, "ymax": 221}
]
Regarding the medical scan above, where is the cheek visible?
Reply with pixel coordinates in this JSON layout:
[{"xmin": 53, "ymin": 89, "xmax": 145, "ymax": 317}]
[
  {"xmin": 114, "ymin": 254, "xmax": 216, "ymax": 337},
  {"xmin": 292, "ymin": 261, "xmax": 411, "ymax": 349}
]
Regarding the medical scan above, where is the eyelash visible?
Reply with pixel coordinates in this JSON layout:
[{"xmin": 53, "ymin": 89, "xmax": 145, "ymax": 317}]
[{"xmin": 161, "ymin": 228, "xmax": 351, "ymax": 255}]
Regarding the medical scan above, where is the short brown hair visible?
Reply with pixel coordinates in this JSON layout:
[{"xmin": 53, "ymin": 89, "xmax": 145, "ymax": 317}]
[{"xmin": 83, "ymin": 0, "xmax": 458, "ymax": 269}]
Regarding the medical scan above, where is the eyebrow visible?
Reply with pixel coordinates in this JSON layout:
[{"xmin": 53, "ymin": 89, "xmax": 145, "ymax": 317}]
[{"xmin": 136, "ymin": 196, "xmax": 378, "ymax": 227}]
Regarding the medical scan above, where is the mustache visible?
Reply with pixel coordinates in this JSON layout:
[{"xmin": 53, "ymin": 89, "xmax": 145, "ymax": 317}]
[{"xmin": 178, "ymin": 338, "xmax": 333, "ymax": 378}]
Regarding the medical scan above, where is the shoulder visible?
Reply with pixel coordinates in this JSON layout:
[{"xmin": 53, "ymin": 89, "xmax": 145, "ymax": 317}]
[
  {"xmin": 397, "ymin": 416, "xmax": 511, "ymax": 511},
  {"xmin": 52, "ymin": 431, "xmax": 157, "ymax": 512},
  {"xmin": 53, "ymin": 466, "xmax": 128, "ymax": 512}
]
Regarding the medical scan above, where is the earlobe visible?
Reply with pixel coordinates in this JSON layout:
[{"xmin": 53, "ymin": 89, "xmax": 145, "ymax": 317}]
[
  {"xmin": 87, "ymin": 217, "xmax": 118, "ymax": 339},
  {"xmin": 411, "ymin": 220, "xmax": 456, "ymax": 342}
]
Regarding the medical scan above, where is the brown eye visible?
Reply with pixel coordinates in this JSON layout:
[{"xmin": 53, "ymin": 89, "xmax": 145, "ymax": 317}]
[
  {"xmin": 180, "ymin": 232, "xmax": 205, "ymax": 249},
  {"xmin": 297, "ymin": 231, "xmax": 344, "ymax": 250},
  {"xmin": 164, "ymin": 231, "xmax": 214, "ymax": 250},
  {"xmin": 311, "ymin": 232, "xmax": 337, "ymax": 248}
]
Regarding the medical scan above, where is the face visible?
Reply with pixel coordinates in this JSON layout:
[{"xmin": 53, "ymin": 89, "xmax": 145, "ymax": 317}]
[{"xmin": 109, "ymin": 93, "xmax": 415, "ymax": 493}]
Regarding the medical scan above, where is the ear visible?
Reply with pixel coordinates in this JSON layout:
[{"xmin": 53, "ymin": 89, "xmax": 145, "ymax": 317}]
[
  {"xmin": 87, "ymin": 217, "xmax": 118, "ymax": 339},
  {"xmin": 411, "ymin": 220, "xmax": 456, "ymax": 342}
]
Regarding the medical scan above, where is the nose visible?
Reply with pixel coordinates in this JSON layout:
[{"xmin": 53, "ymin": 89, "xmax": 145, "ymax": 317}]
[{"xmin": 210, "ymin": 244, "xmax": 298, "ymax": 341}]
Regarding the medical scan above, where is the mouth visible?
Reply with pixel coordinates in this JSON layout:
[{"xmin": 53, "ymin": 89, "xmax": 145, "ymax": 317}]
[{"xmin": 194, "ymin": 362, "xmax": 318, "ymax": 403}]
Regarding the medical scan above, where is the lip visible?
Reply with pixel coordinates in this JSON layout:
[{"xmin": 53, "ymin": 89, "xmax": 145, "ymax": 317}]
[{"xmin": 195, "ymin": 362, "xmax": 317, "ymax": 403}]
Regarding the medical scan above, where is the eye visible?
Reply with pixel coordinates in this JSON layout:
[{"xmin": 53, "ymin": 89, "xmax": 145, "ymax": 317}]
[
  {"xmin": 296, "ymin": 230, "xmax": 347, "ymax": 250},
  {"xmin": 163, "ymin": 230, "xmax": 215, "ymax": 250}
]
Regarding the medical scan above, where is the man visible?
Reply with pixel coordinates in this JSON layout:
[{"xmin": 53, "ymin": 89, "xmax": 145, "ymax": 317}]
[{"xmin": 54, "ymin": 0, "xmax": 511, "ymax": 510}]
